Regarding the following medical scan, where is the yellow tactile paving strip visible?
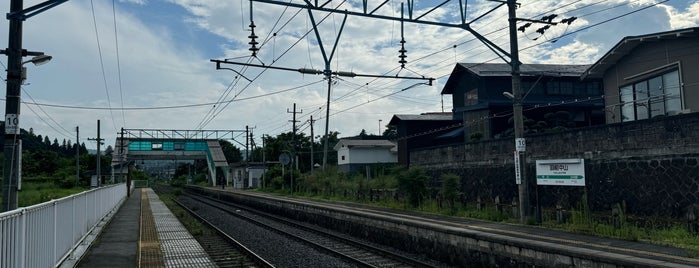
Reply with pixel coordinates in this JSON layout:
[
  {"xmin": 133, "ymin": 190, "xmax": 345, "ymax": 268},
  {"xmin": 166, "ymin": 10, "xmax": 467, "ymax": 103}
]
[{"xmin": 139, "ymin": 189, "xmax": 165, "ymax": 268}]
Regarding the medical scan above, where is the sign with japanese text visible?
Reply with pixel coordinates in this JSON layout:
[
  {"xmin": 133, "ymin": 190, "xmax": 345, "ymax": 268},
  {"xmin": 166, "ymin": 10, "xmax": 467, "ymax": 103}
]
[{"xmin": 536, "ymin": 159, "xmax": 585, "ymax": 186}]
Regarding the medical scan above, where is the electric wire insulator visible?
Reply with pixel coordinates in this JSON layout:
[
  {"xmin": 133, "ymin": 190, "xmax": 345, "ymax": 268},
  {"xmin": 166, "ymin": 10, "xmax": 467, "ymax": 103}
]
[
  {"xmin": 248, "ymin": 22, "xmax": 259, "ymax": 56},
  {"xmin": 398, "ymin": 38, "xmax": 407, "ymax": 67}
]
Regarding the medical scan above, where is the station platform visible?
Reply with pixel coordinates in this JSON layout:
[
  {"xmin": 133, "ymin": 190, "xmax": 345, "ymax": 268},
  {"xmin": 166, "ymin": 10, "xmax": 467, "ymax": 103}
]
[{"xmin": 76, "ymin": 188, "xmax": 215, "ymax": 268}]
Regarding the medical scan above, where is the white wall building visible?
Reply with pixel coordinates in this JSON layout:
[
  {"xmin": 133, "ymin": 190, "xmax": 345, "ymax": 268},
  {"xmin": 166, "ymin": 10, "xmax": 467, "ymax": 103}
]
[{"xmin": 334, "ymin": 139, "xmax": 397, "ymax": 173}]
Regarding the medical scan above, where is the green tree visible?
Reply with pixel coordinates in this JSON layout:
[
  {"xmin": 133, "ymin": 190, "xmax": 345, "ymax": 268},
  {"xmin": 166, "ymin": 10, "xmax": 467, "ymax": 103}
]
[
  {"xmin": 382, "ymin": 124, "xmax": 398, "ymax": 140},
  {"xmin": 397, "ymin": 167, "xmax": 429, "ymax": 208},
  {"xmin": 219, "ymin": 139, "xmax": 243, "ymax": 163}
]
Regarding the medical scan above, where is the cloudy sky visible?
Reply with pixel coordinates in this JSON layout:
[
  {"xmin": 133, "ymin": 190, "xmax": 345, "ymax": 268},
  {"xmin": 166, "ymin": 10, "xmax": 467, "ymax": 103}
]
[{"xmin": 1, "ymin": 0, "xmax": 697, "ymax": 149}]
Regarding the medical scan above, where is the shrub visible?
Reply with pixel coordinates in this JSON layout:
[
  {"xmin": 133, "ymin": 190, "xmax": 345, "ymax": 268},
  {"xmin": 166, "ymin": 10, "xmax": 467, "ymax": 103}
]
[
  {"xmin": 397, "ymin": 167, "xmax": 429, "ymax": 208},
  {"xmin": 439, "ymin": 173, "xmax": 461, "ymax": 212}
]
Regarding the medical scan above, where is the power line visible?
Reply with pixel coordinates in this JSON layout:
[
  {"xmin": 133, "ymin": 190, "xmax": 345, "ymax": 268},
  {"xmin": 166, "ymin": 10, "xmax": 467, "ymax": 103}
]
[
  {"xmin": 0, "ymin": 60, "xmax": 74, "ymax": 138},
  {"xmin": 2, "ymin": 80, "xmax": 324, "ymax": 111},
  {"xmin": 112, "ymin": 0, "xmax": 126, "ymax": 127},
  {"xmin": 90, "ymin": 0, "xmax": 117, "ymax": 132}
]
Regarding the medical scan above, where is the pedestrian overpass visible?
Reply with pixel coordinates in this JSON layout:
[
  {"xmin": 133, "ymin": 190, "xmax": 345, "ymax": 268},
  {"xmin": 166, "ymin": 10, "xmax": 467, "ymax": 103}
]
[{"xmin": 111, "ymin": 129, "xmax": 246, "ymax": 185}]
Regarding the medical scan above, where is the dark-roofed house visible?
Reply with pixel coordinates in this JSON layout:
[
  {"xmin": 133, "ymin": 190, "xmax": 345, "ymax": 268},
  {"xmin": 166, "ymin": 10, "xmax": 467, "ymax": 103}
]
[
  {"xmin": 582, "ymin": 27, "xmax": 699, "ymax": 123},
  {"xmin": 441, "ymin": 63, "xmax": 606, "ymax": 140},
  {"xmin": 334, "ymin": 139, "xmax": 397, "ymax": 173},
  {"xmin": 388, "ymin": 113, "xmax": 461, "ymax": 167}
]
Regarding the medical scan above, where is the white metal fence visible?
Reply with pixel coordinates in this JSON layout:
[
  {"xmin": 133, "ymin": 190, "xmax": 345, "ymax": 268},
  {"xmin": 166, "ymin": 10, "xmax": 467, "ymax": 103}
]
[{"xmin": 0, "ymin": 183, "xmax": 129, "ymax": 268}]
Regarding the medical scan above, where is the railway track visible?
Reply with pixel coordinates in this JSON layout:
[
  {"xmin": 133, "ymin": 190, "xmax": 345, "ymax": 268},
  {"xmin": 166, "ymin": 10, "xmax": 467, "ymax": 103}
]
[
  {"xmin": 180, "ymin": 192, "xmax": 443, "ymax": 268},
  {"xmin": 174, "ymin": 198, "xmax": 275, "ymax": 268}
]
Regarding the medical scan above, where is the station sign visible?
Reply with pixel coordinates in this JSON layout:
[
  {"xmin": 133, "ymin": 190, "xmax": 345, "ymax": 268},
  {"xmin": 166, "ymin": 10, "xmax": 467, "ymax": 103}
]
[{"xmin": 536, "ymin": 159, "xmax": 585, "ymax": 186}]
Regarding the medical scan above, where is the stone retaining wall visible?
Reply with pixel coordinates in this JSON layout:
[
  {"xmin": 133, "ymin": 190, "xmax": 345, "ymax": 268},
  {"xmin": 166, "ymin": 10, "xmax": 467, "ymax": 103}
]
[{"xmin": 411, "ymin": 113, "xmax": 699, "ymax": 219}]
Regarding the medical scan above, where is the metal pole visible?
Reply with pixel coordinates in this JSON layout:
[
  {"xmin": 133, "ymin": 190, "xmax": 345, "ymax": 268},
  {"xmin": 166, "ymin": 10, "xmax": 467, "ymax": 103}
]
[
  {"xmin": 322, "ymin": 75, "xmax": 331, "ymax": 169},
  {"xmin": 310, "ymin": 116, "xmax": 314, "ymax": 172},
  {"xmin": 508, "ymin": 0, "xmax": 529, "ymax": 222},
  {"xmin": 2, "ymin": 0, "xmax": 24, "ymax": 212},
  {"xmin": 75, "ymin": 126, "xmax": 79, "ymax": 186},
  {"xmin": 96, "ymin": 120, "xmax": 101, "ymax": 187}
]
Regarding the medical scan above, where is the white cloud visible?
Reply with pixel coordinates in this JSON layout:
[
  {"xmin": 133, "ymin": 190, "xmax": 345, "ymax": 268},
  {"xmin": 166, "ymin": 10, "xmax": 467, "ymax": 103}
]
[
  {"xmin": 660, "ymin": 2, "xmax": 699, "ymax": 29},
  {"xmin": 121, "ymin": 0, "xmax": 147, "ymax": 5}
]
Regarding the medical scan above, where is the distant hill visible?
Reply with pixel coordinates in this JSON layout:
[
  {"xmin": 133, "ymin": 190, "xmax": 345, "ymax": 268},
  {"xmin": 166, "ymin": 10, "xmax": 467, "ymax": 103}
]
[{"xmin": 0, "ymin": 121, "xmax": 88, "ymax": 156}]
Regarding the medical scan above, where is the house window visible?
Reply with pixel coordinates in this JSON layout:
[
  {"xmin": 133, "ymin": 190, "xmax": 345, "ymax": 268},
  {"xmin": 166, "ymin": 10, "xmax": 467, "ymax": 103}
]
[
  {"xmin": 560, "ymin": 82, "xmax": 573, "ymax": 95},
  {"xmin": 619, "ymin": 70, "xmax": 682, "ymax": 122},
  {"xmin": 341, "ymin": 155, "xmax": 345, "ymax": 161},
  {"xmin": 465, "ymin": 88, "xmax": 478, "ymax": 105},
  {"xmin": 522, "ymin": 80, "xmax": 544, "ymax": 95},
  {"xmin": 546, "ymin": 81, "xmax": 560, "ymax": 95},
  {"xmin": 587, "ymin": 81, "xmax": 601, "ymax": 95}
]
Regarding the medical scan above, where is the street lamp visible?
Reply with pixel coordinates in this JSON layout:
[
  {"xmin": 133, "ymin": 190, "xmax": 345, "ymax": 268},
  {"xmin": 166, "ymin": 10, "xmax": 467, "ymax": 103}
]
[
  {"xmin": 1, "ymin": 54, "xmax": 52, "ymax": 212},
  {"xmin": 2, "ymin": 0, "xmax": 66, "ymax": 212},
  {"xmin": 23, "ymin": 54, "xmax": 52, "ymax": 66}
]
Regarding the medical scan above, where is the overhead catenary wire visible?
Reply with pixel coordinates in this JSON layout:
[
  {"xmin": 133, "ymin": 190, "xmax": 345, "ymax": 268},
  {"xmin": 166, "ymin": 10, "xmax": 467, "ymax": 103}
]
[
  {"xmin": 196, "ymin": 0, "xmax": 352, "ymax": 130},
  {"xmin": 90, "ymin": 0, "xmax": 117, "ymax": 133},
  {"xmin": 297, "ymin": 0, "xmax": 667, "ymax": 124},
  {"xmin": 112, "ymin": 0, "xmax": 126, "ymax": 128},
  {"xmin": 7, "ymin": 80, "xmax": 325, "ymax": 111}
]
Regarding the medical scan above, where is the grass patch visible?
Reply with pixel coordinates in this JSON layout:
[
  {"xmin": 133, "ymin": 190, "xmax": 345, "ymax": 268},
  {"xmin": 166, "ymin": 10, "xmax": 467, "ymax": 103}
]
[{"xmin": 6, "ymin": 182, "xmax": 86, "ymax": 208}]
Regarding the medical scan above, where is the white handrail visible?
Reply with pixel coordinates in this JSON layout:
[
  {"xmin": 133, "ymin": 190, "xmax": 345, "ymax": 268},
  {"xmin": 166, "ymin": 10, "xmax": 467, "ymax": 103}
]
[{"xmin": 0, "ymin": 183, "xmax": 129, "ymax": 268}]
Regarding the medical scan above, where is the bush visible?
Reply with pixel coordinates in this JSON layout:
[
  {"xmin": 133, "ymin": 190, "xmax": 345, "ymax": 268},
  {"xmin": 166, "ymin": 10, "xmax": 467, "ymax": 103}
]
[
  {"xmin": 397, "ymin": 167, "xmax": 429, "ymax": 208},
  {"xmin": 439, "ymin": 173, "xmax": 461, "ymax": 212}
]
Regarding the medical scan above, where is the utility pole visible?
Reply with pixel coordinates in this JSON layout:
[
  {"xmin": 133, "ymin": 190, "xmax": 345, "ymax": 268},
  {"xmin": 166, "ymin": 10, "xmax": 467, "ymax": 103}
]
[
  {"xmin": 245, "ymin": 125, "xmax": 249, "ymax": 188},
  {"xmin": 88, "ymin": 120, "xmax": 104, "ymax": 188},
  {"xmin": 262, "ymin": 134, "xmax": 266, "ymax": 188},
  {"xmin": 121, "ymin": 127, "xmax": 129, "ymax": 194},
  {"xmin": 507, "ymin": 0, "xmax": 528, "ymax": 222},
  {"xmin": 2, "ymin": 0, "xmax": 25, "ymax": 212},
  {"xmin": 2, "ymin": 0, "xmax": 66, "ymax": 211},
  {"xmin": 287, "ymin": 103, "xmax": 302, "ymax": 195},
  {"xmin": 75, "ymin": 126, "xmax": 79, "ymax": 186},
  {"xmin": 310, "ymin": 116, "xmax": 315, "ymax": 172}
]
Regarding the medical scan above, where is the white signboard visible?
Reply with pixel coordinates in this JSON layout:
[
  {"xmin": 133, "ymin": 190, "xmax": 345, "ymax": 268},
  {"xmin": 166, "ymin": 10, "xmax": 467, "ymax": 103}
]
[
  {"xmin": 536, "ymin": 159, "xmax": 585, "ymax": 186},
  {"xmin": 514, "ymin": 151, "xmax": 521, "ymax": 185},
  {"xmin": 5, "ymin": 114, "xmax": 19, "ymax": 134},
  {"xmin": 515, "ymin": 138, "xmax": 526, "ymax": 152}
]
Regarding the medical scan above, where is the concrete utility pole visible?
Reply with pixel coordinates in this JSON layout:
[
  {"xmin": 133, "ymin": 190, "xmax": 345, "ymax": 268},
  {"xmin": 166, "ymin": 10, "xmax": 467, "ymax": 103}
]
[
  {"xmin": 310, "ymin": 116, "xmax": 315, "ymax": 172},
  {"xmin": 2, "ymin": 0, "xmax": 66, "ymax": 212},
  {"xmin": 2, "ymin": 0, "xmax": 25, "ymax": 212},
  {"xmin": 287, "ymin": 103, "xmax": 302, "ymax": 194},
  {"xmin": 507, "ymin": 0, "xmax": 529, "ymax": 222},
  {"xmin": 88, "ymin": 120, "xmax": 104, "ymax": 187}
]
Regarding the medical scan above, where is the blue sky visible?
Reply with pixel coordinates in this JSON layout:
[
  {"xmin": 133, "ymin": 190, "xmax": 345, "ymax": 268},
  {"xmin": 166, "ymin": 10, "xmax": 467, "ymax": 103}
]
[{"xmin": 1, "ymin": 0, "xmax": 698, "ymax": 150}]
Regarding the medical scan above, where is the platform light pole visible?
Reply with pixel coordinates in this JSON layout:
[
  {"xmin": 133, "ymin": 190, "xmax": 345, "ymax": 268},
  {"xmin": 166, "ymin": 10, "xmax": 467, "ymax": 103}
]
[{"xmin": 2, "ymin": 0, "xmax": 66, "ymax": 212}]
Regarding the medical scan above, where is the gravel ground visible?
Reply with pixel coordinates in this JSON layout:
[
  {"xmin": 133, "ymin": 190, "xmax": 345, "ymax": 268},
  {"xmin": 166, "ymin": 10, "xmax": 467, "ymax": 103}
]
[{"xmin": 177, "ymin": 195, "xmax": 359, "ymax": 268}]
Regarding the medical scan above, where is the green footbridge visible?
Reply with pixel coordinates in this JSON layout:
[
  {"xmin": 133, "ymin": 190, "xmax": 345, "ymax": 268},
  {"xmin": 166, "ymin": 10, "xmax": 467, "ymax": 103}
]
[{"xmin": 111, "ymin": 129, "xmax": 244, "ymax": 185}]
